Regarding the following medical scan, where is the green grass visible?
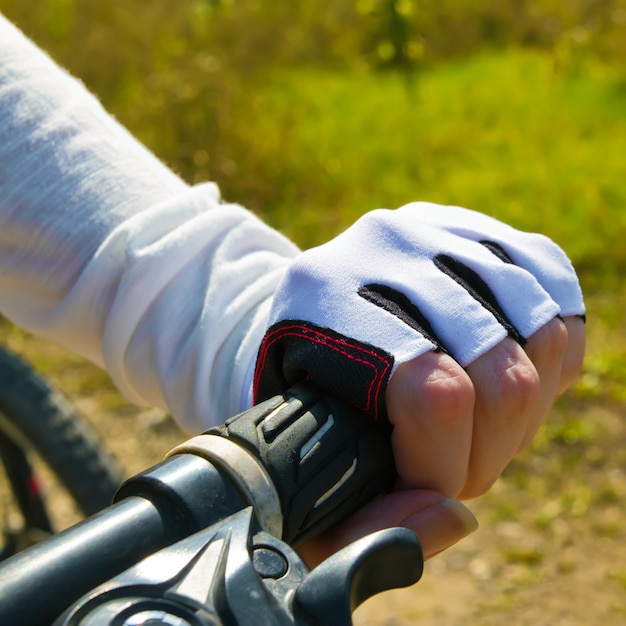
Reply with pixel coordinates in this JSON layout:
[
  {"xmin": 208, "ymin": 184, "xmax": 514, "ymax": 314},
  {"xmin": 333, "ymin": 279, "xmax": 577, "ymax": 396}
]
[{"xmin": 225, "ymin": 50, "xmax": 626, "ymax": 275}]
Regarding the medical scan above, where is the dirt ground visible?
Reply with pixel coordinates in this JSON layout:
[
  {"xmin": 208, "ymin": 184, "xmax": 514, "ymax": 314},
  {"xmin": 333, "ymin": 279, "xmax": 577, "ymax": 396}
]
[
  {"xmin": 354, "ymin": 485, "xmax": 626, "ymax": 625},
  {"xmin": 1, "ymin": 330, "xmax": 625, "ymax": 625}
]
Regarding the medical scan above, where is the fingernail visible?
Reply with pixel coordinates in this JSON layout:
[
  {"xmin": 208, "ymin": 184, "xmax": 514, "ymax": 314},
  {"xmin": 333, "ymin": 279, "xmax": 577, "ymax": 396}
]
[{"xmin": 400, "ymin": 498, "xmax": 478, "ymax": 558}]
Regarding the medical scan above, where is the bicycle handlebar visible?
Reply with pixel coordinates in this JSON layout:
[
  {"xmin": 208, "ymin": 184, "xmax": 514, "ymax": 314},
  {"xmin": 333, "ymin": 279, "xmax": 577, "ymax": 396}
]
[{"xmin": 0, "ymin": 384, "xmax": 423, "ymax": 625}]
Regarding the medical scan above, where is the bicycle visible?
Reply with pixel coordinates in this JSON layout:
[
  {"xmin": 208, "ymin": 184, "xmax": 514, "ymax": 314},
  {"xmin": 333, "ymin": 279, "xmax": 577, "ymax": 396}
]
[
  {"xmin": 0, "ymin": 344, "xmax": 124, "ymax": 559},
  {"xmin": 0, "ymin": 383, "xmax": 424, "ymax": 625}
]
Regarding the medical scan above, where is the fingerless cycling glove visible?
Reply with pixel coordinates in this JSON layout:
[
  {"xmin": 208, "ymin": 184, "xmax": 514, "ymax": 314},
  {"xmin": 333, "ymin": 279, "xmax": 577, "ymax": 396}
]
[{"xmin": 254, "ymin": 203, "xmax": 585, "ymax": 419}]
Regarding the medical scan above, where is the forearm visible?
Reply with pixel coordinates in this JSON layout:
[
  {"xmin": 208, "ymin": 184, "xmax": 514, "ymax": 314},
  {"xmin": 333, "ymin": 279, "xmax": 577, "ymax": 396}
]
[{"xmin": 0, "ymin": 14, "xmax": 299, "ymax": 430}]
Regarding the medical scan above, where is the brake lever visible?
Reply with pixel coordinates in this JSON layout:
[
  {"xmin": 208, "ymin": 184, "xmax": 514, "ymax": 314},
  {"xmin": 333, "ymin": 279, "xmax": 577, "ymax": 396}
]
[{"xmin": 55, "ymin": 507, "xmax": 422, "ymax": 625}]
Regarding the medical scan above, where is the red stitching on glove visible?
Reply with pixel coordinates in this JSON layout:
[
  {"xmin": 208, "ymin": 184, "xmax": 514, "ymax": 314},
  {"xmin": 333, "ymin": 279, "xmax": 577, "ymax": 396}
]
[{"xmin": 254, "ymin": 322, "xmax": 392, "ymax": 420}]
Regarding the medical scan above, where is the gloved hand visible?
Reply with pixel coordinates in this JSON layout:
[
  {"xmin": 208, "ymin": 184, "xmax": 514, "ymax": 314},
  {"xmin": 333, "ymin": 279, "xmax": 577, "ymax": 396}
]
[
  {"xmin": 254, "ymin": 202, "xmax": 584, "ymax": 420},
  {"xmin": 253, "ymin": 202, "xmax": 586, "ymax": 566}
]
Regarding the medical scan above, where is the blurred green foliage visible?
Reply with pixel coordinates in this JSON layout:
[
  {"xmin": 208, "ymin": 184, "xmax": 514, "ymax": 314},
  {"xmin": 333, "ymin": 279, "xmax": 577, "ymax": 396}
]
[
  {"xmin": 2, "ymin": 2, "xmax": 624, "ymax": 242},
  {"xmin": 1, "ymin": 0, "xmax": 626, "ymax": 368}
]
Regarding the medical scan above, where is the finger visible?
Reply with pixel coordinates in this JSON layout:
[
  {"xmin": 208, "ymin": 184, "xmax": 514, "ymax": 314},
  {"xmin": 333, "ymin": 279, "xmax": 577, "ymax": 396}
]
[
  {"xmin": 386, "ymin": 351, "xmax": 475, "ymax": 497},
  {"xmin": 518, "ymin": 317, "xmax": 568, "ymax": 451},
  {"xmin": 459, "ymin": 338, "xmax": 540, "ymax": 500},
  {"xmin": 558, "ymin": 315, "xmax": 586, "ymax": 395},
  {"xmin": 297, "ymin": 489, "xmax": 478, "ymax": 568}
]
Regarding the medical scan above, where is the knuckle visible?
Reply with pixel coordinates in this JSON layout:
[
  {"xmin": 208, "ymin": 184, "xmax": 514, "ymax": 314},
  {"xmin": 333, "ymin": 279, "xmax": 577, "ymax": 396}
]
[
  {"xmin": 537, "ymin": 318, "xmax": 569, "ymax": 359},
  {"xmin": 479, "ymin": 339, "xmax": 540, "ymax": 412},
  {"xmin": 387, "ymin": 353, "xmax": 476, "ymax": 427},
  {"xmin": 525, "ymin": 319, "xmax": 567, "ymax": 366},
  {"xmin": 423, "ymin": 369, "xmax": 475, "ymax": 422},
  {"xmin": 499, "ymin": 359, "xmax": 540, "ymax": 412}
]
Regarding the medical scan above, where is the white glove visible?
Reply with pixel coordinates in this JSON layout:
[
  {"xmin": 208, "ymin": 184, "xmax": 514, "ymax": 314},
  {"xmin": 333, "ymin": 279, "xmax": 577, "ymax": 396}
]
[{"xmin": 253, "ymin": 202, "xmax": 585, "ymax": 419}]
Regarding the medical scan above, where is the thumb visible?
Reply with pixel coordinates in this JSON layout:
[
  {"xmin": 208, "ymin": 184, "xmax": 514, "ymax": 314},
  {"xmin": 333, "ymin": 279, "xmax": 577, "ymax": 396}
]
[{"xmin": 298, "ymin": 489, "xmax": 478, "ymax": 568}]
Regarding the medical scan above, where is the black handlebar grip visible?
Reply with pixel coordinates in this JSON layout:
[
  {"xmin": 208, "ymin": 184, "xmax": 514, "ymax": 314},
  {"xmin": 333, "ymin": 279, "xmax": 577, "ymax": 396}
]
[{"xmin": 205, "ymin": 384, "xmax": 397, "ymax": 545}]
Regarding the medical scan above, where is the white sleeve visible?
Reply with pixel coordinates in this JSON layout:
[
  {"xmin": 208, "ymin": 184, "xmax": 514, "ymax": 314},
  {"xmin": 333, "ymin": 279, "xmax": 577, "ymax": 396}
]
[{"xmin": 0, "ymin": 15, "xmax": 299, "ymax": 432}]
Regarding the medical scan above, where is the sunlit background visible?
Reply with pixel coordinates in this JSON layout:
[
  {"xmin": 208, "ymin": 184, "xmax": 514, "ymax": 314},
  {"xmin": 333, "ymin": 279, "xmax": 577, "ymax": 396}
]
[{"xmin": 1, "ymin": 1, "xmax": 625, "ymax": 623}]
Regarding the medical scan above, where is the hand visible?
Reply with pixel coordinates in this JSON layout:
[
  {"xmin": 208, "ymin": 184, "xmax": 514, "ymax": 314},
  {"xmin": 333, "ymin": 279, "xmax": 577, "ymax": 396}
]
[
  {"xmin": 388, "ymin": 315, "xmax": 585, "ymax": 500},
  {"xmin": 254, "ymin": 203, "xmax": 586, "ymax": 567},
  {"xmin": 300, "ymin": 315, "xmax": 585, "ymax": 567}
]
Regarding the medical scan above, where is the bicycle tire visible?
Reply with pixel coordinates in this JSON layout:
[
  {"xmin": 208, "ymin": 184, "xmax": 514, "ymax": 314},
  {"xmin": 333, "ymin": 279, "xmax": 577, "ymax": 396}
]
[{"xmin": 0, "ymin": 346, "xmax": 123, "ymax": 517}]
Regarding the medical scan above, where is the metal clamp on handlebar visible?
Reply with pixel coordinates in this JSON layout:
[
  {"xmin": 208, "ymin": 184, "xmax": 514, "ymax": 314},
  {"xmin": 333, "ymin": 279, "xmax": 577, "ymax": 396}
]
[{"xmin": 166, "ymin": 434, "xmax": 284, "ymax": 539}]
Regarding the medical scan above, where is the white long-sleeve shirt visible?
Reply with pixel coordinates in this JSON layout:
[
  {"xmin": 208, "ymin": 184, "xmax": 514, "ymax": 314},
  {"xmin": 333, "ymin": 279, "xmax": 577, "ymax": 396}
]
[{"xmin": 0, "ymin": 15, "xmax": 299, "ymax": 432}]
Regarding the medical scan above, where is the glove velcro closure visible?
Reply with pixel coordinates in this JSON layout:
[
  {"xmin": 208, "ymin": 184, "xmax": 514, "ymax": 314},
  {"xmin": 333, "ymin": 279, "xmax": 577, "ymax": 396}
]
[{"xmin": 253, "ymin": 320, "xmax": 394, "ymax": 421}]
